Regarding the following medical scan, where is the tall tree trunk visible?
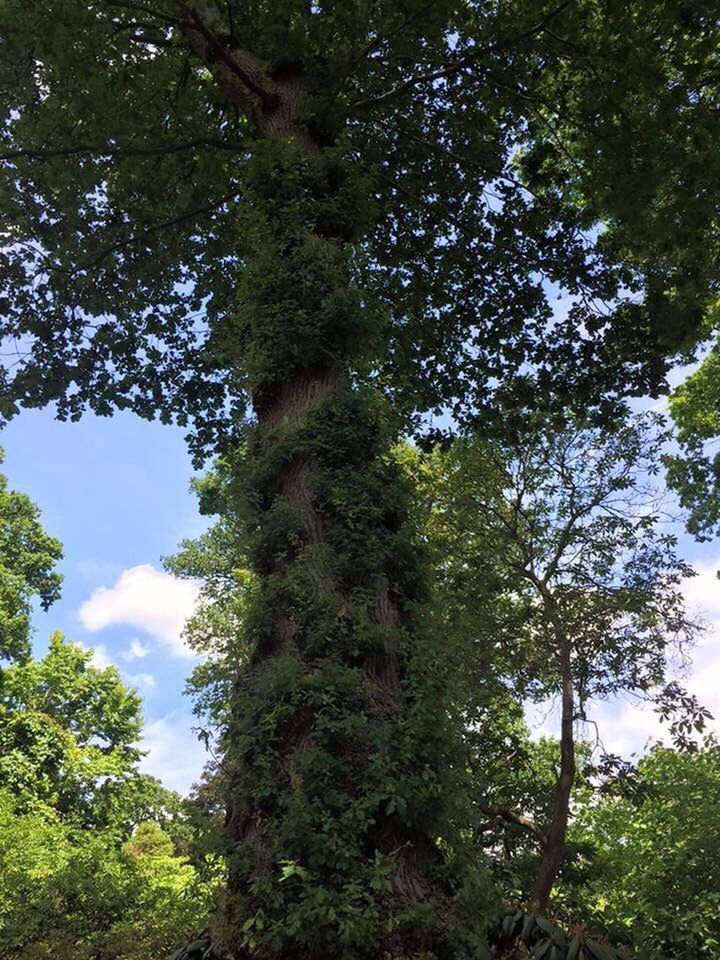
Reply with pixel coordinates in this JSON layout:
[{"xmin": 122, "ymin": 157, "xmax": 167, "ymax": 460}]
[
  {"xmin": 530, "ymin": 641, "xmax": 575, "ymax": 914},
  {"xmin": 209, "ymin": 96, "xmax": 473, "ymax": 957}
]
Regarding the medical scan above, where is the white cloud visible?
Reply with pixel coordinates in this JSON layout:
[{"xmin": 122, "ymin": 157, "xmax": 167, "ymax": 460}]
[
  {"xmin": 121, "ymin": 638, "xmax": 151, "ymax": 662},
  {"xmin": 525, "ymin": 698, "xmax": 560, "ymax": 742},
  {"xmin": 526, "ymin": 695, "xmax": 671, "ymax": 759},
  {"xmin": 139, "ymin": 711, "xmax": 211, "ymax": 794},
  {"xmin": 587, "ymin": 700, "xmax": 665, "ymax": 758},
  {"xmin": 126, "ymin": 672, "xmax": 156, "ymax": 690},
  {"xmin": 76, "ymin": 641, "xmax": 114, "ymax": 671},
  {"xmin": 681, "ymin": 561, "xmax": 720, "ymax": 632},
  {"xmin": 79, "ymin": 564, "xmax": 200, "ymax": 657}
]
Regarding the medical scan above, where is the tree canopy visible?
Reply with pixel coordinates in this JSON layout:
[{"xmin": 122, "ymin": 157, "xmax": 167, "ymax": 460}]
[
  {"xmin": 1, "ymin": 2, "xmax": 719, "ymax": 453},
  {"xmin": 569, "ymin": 742, "xmax": 720, "ymax": 960},
  {"xmin": 666, "ymin": 321, "xmax": 720, "ymax": 538},
  {"xmin": 0, "ymin": 632, "xmax": 143, "ymax": 820}
]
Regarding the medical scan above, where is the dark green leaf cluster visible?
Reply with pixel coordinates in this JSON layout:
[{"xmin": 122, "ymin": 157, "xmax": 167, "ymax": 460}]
[
  {"xmin": 491, "ymin": 908, "xmax": 629, "ymax": 960},
  {"xmin": 1, "ymin": 3, "xmax": 718, "ymax": 455}
]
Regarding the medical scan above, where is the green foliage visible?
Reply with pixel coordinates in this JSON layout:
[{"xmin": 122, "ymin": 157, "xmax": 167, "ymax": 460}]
[
  {"xmin": 2, "ymin": 4, "xmax": 720, "ymax": 958},
  {"xmin": 169, "ymin": 415, "xmax": 704, "ymax": 943},
  {"xmin": 412, "ymin": 416, "xmax": 704, "ymax": 918},
  {"xmin": 423, "ymin": 414, "xmax": 696, "ymax": 709},
  {"xmin": 0, "ymin": 789, "xmax": 219, "ymax": 960},
  {"xmin": 1, "ymin": 4, "xmax": 718, "ymax": 451},
  {"xmin": 0, "ymin": 635, "xmax": 222, "ymax": 958},
  {"xmin": 165, "ymin": 459, "xmax": 256, "ymax": 735},
  {"xmin": 0, "ymin": 450, "xmax": 63, "ymax": 662},
  {"xmin": 490, "ymin": 907, "xmax": 629, "ymax": 960},
  {"xmin": 0, "ymin": 632, "xmax": 143, "ymax": 821},
  {"xmin": 568, "ymin": 744, "xmax": 720, "ymax": 959},
  {"xmin": 168, "ymin": 425, "xmax": 493, "ymax": 958},
  {"xmin": 666, "ymin": 318, "xmax": 720, "ymax": 538}
]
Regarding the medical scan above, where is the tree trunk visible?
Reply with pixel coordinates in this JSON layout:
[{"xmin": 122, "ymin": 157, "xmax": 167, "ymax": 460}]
[
  {"xmin": 530, "ymin": 642, "xmax": 575, "ymax": 915},
  {"xmin": 207, "ymin": 90, "xmax": 474, "ymax": 958}
]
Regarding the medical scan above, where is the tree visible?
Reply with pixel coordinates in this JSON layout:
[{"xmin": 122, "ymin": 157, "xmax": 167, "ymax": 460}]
[
  {"xmin": 422, "ymin": 415, "xmax": 699, "ymax": 913},
  {"xmin": 0, "ymin": 637, "xmax": 222, "ymax": 959},
  {"xmin": 665, "ymin": 303, "xmax": 720, "ymax": 538},
  {"xmin": 0, "ymin": 632, "xmax": 143, "ymax": 822},
  {"xmin": 2, "ymin": 4, "xmax": 720, "ymax": 956},
  {"xmin": 0, "ymin": 449, "xmax": 63, "ymax": 663},
  {"xmin": 567, "ymin": 742, "xmax": 720, "ymax": 960},
  {"xmin": 0, "ymin": 788, "xmax": 219, "ymax": 960}
]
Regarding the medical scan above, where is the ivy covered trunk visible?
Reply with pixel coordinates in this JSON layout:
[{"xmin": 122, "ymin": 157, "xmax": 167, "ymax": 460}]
[{"xmin": 213, "ymin": 120, "xmax": 472, "ymax": 959}]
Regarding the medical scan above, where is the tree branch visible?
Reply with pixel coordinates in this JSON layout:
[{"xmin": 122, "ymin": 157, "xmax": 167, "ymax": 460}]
[
  {"xmin": 70, "ymin": 188, "xmax": 241, "ymax": 275},
  {"xmin": 347, "ymin": 2, "xmax": 437, "ymax": 72},
  {"xmin": 351, "ymin": 0, "xmax": 572, "ymax": 111},
  {"xmin": 0, "ymin": 137, "xmax": 247, "ymax": 163},
  {"xmin": 477, "ymin": 801, "xmax": 548, "ymax": 847},
  {"xmin": 102, "ymin": 0, "xmax": 186, "ymax": 26},
  {"xmin": 182, "ymin": 7, "xmax": 278, "ymax": 110},
  {"xmin": 373, "ymin": 119, "xmax": 544, "ymax": 203}
]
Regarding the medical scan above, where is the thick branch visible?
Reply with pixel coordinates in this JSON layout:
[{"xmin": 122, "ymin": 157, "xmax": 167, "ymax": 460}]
[
  {"xmin": 182, "ymin": 6, "xmax": 279, "ymax": 110},
  {"xmin": 477, "ymin": 801, "xmax": 548, "ymax": 847}
]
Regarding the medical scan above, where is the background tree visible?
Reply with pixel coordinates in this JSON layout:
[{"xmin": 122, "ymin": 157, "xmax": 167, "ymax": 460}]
[
  {"xmin": 422, "ymin": 414, "xmax": 699, "ymax": 913},
  {"xmin": 0, "ymin": 632, "xmax": 143, "ymax": 821},
  {"xmin": 2, "ymin": 3, "xmax": 720, "ymax": 956},
  {"xmin": 0, "ymin": 634, "xmax": 222, "ymax": 959},
  {"xmin": 0, "ymin": 449, "xmax": 63, "ymax": 664},
  {"xmin": 0, "ymin": 789, "xmax": 219, "ymax": 960},
  {"xmin": 164, "ymin": 462, "xmax": 254, "ymax": 742},
  {"xmin": 666, "ymin": 301, "xmax": 720, "ymax": 538},
  {"xmin": 566, "ymin": 742, "xmax": 720, "ymax": 960}
]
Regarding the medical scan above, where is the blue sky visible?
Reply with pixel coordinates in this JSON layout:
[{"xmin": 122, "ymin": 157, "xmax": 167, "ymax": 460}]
[
  {"xmin": 3, "ymin": 396, "xmax": 720, "ymax": 795},
  {"xmin": 2, "ymin": 406, "xmax": 212, "ymax": 793}
]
